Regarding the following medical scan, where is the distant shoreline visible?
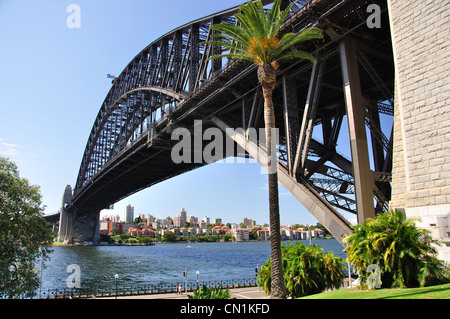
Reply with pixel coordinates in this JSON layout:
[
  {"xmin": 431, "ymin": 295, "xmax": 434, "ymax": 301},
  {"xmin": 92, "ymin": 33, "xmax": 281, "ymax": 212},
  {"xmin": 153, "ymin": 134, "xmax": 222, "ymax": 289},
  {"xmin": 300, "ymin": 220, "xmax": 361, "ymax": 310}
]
[{"xmin": 52, "ymin": 237, "xmax": 334, "ymax": 247}]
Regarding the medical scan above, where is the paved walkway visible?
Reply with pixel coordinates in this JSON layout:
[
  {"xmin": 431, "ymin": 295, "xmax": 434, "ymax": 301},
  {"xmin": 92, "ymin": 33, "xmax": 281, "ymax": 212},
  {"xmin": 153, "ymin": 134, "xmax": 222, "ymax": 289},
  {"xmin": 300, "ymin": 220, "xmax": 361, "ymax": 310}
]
[{"xmin": 97, "ymin": 286, "xmax": 268, "ymax": 299}]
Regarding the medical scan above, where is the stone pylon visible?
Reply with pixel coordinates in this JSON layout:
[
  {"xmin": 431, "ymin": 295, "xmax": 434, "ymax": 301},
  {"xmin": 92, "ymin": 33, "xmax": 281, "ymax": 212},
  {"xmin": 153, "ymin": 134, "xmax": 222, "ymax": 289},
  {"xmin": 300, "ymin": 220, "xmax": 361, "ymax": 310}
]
[{"xmin": 388, "ymin": 0, "xmax": 450, "ymax": 263}]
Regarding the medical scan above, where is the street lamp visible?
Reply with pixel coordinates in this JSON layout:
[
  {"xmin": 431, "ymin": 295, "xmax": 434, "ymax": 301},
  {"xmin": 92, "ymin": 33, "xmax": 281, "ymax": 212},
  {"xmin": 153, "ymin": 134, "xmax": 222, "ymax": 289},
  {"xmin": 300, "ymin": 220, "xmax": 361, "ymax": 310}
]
[
  {"xmin": 184, "ymin": 268, "xmax": 187, "ymax": 295},
  {"xmin": 38, "ymin": 247, "xmax": 43, "ymax": 299},
  {"xmin": 196, "ymin": 271, "xmax": 200, "ymax": 288},
  {"xmin": 306, "ymin": 224, "xmax": 312, "ymax": 245},
  {"xmin": 114, "ymin": 274, "xmax": 119, "ymax": 299}
]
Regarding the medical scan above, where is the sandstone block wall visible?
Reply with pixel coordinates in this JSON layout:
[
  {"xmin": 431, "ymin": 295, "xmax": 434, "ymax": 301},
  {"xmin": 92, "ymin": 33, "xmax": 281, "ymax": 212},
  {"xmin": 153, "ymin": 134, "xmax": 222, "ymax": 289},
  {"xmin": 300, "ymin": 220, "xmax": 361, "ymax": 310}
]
[{"xmin": 388, "ymin": 0, "xmax": 450, "ymax": 263}]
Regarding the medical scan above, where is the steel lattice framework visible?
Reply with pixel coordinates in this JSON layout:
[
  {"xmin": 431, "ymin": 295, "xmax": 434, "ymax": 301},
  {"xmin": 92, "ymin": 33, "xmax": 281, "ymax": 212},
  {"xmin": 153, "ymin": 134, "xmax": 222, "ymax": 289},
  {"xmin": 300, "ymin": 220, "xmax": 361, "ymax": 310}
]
[
  {"xmin": 74, "ymin": 4, "xmax": 249, "ymax": 192},
  {"xmin": 59, "ymin": 0, "xmax": 394, "ymax": 245}
]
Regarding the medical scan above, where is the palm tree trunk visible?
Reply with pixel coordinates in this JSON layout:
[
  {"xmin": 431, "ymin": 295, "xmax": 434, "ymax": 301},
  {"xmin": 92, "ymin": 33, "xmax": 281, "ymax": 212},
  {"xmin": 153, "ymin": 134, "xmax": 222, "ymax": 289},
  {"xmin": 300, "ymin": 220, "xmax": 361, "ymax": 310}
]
[{"xmin": 260, "ymin": 63, "xmax": 287, "ymax": 299}]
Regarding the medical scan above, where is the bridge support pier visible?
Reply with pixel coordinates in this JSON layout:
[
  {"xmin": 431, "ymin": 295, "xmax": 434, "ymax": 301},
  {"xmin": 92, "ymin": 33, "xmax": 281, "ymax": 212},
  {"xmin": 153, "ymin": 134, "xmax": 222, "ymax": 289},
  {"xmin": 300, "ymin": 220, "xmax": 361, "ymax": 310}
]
[
  {"xmin": 57, "ymin": 185, "xmax": 73, "ymax": 243},
  {"xmin": 388, "ymin": 0, "xmax": 450, "ymax": 263},
  {"xmin": 57, "ymin": 185, "xmax": 101, "ymax": 245},
  {"xmin": 67, "ymin": 208, "xmax": 101, "ymax": 245}
]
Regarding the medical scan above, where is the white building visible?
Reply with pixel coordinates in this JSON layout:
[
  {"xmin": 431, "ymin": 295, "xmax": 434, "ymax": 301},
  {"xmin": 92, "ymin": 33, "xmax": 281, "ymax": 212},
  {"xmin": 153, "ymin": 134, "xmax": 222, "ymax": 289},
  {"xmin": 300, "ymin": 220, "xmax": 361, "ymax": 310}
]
[
  {"xmin": 146, "ymin": 214, "xmax": 154, "ymax": 226},
  {"xmin": 173, "ymin": 208, "xmax": 187, "ymax": 227},
  {"xmin": 187, "ymin": 215, "xmax": 198, "ymax": 224},
  {"xmin": 232, "ymin": 228, "xmax": 249, "ymax": 242},
  {"xmin": 282, "ymin": 228, "xmax": 294, "ymax": 240},
  {"xmin": 294, "ymin": 230, "xmax": 308, "ymax": 240},
  {"xmin": 153, "ymin": 218, "xmax": 173, "ymax": 229},
  {"xmin": 99, "ymin": 220, "xmax": 108, "ymax": 232}
]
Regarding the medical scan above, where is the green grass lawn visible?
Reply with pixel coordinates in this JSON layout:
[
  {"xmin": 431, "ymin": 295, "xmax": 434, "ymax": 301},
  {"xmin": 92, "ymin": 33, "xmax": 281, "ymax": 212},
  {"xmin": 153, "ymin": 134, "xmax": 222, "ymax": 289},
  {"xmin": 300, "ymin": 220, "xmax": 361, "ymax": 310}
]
[{"xmin": 300, "ymin": 283, "xmax": 450, "ymax": 299}]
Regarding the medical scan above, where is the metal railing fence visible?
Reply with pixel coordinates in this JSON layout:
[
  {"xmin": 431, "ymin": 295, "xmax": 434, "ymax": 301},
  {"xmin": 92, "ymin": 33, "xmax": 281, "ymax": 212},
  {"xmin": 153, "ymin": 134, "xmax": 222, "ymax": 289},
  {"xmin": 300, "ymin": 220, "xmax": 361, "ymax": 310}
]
[{"xmin": 36, "ymin": 277, "xmax": 257, "ymax": 299}]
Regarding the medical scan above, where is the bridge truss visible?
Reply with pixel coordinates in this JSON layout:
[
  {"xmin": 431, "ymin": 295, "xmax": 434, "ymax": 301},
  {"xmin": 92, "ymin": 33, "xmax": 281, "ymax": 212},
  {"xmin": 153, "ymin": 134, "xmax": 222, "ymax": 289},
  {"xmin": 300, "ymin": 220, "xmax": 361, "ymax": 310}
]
[{"xmin": 61, "ymin": 0, "xmax": 394, "ymax": 244}]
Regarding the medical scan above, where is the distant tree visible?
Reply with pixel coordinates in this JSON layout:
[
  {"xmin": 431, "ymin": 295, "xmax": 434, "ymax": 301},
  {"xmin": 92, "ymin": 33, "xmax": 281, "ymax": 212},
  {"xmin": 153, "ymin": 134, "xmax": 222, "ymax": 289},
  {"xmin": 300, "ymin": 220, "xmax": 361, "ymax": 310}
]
[
  {"xmin": 0, "ymin": 157, "xmax": 54, "ymax": 298},
  {"xmin": 250, "ymin": 227, "xmax": 261, "ymax": 240},
  {"xmin": 119, "ymin": 233, "xmax": 130, "ymax": 241},
  {"xmin": 223, "ymin": 234, "xmax": 233, "ymax": 242},
  {"xmin": 162, "ymin": 231, "xmax": 177, "ymax": 242},
  {"xmin": 138, "ymin": 237, "xmax": 153, "ymax": 245}
]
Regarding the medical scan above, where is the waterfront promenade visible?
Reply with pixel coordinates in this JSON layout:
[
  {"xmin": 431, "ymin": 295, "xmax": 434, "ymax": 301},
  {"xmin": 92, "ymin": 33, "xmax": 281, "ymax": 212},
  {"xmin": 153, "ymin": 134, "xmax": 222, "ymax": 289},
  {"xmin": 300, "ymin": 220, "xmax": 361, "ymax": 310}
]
[
  {"xmin": 88, "ymin": 278, "xmax": 354, "ymax": 299},
  {"xmin": 97, "ymin": 286, "xmax": 268, "ymax": 299}
]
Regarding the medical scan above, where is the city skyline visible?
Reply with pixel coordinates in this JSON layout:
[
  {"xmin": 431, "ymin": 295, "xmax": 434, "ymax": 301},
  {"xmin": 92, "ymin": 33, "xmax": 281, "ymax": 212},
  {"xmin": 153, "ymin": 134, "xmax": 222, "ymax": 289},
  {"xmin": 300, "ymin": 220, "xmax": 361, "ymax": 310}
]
[
  {"xmin": 101, "ymin": 205, "xmax": 326, "ymax": 242},
  {"xmin": 103, "ymin": 204, "xmax": 322, "ymax": 228}
]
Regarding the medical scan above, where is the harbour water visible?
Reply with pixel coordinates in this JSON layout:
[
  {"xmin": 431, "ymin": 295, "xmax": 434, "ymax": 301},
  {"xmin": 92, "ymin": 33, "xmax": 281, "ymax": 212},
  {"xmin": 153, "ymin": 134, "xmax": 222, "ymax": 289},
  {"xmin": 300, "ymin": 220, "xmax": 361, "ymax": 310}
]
[{"xmin": 41, "ymin": 239, "xmax": 346, "ymax": 292}]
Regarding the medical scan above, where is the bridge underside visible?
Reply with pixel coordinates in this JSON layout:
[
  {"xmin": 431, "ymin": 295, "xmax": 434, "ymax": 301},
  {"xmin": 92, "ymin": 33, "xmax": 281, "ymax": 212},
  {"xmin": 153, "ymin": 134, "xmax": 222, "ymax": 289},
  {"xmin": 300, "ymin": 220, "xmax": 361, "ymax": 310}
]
[{"xmin": 61, "ymin": 0, "xmax": 394, "ymax": 245}]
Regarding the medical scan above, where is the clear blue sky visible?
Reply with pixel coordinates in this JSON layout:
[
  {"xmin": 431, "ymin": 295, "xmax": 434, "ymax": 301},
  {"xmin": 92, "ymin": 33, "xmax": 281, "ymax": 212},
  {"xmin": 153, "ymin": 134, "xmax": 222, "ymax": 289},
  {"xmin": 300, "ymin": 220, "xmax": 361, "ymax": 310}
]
[{"xmin": 0, "ymin": 0, "xmax": 386, "ymax": 226}]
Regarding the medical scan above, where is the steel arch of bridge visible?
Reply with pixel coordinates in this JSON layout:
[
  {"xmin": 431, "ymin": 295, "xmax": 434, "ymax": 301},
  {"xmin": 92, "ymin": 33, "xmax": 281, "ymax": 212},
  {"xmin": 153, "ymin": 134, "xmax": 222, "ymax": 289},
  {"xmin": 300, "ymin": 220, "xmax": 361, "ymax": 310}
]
[
  {"xmin": 62, "ymin": 0, "xmax": 394, "ymax": 245},
  {"xmin": 74, "ymin": 3, "xmax": 247, "ymax": 192}
]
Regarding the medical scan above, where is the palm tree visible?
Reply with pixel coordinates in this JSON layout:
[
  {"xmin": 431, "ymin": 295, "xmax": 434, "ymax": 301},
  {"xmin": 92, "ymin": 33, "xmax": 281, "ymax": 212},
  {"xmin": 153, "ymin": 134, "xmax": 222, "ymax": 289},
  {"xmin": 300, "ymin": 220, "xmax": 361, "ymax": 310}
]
[
  {"xmin": 205, "ymin": 0, "xmax": 323, "ymax": 298},
  {"xmin": 344, "ymin": 209, "xmax": 450, "ymax": 288}
]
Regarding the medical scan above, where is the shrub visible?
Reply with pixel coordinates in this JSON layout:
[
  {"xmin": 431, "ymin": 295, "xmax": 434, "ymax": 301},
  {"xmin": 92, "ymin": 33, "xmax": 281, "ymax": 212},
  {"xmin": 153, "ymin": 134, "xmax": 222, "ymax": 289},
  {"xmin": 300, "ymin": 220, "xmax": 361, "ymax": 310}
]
[
  {"xmin": 188, "ymin": 285, "xmax": 231, "ymax": 299},
  {"xmin": 257, "ymin": 242, "xmax": 345, "ymax": 297}
]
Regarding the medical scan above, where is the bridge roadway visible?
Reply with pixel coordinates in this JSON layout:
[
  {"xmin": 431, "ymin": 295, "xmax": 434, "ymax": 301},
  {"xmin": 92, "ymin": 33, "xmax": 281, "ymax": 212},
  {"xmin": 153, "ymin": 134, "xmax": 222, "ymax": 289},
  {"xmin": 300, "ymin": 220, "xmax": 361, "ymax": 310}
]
[{"xmin": 56, "ymin": 0, "xmax": 394, "ymax": 245}]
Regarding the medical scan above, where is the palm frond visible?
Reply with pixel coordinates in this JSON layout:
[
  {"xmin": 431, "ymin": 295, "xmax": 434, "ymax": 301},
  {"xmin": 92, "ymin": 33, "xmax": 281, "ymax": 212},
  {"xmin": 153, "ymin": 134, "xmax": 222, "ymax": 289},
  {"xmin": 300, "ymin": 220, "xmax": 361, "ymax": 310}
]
[
  {"xmin": 276, "ymin": 50, "xmax": 318, "ymax": 64},
  {"xmin": 274, "ymin": 28, "xmax": 323, "ymax": 58},
  {"xmin": 209, "ymin": 24, "xmax": 251, "ymax": 49},
  {"xmin": 203, "ymin": 0, "xmax": 322, "ymax": 67},
  {"xmin": 207, "ymin": 52, "xmax": 253, "ymax": 64}
]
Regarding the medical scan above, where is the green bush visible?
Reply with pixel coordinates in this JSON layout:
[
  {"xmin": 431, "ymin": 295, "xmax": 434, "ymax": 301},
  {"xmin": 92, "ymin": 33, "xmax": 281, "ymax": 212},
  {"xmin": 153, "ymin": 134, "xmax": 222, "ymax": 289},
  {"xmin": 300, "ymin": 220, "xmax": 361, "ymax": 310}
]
[
  {"xmin": 188, "ymin": 285, "xmax": 231, "ymax": 299},
  {"xmin": 344, "ymin": 209, "xmax": 450, "ymax": 289},
  {"xmin": 257, "ymin": 242, "xmax": 345, "ymax": 297}
]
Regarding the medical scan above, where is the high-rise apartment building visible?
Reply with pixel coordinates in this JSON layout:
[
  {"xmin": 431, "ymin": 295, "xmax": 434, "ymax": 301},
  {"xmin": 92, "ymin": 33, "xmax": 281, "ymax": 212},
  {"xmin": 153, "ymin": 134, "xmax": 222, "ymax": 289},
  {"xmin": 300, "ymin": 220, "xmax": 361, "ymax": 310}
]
[
  {"xmin": 146, "ymin": 214, "xmax": 154, "ymax": 226},
  {"xmin": 123, "ymin": 204, "xmax": 134, "ymax": 224},
  {"xmin": 173, "ymin": 208, "xmax": 187, "ymax": 227},
  {"xmin": 243, "ymin": 218, "xmax": 256, "ymax": 228}
]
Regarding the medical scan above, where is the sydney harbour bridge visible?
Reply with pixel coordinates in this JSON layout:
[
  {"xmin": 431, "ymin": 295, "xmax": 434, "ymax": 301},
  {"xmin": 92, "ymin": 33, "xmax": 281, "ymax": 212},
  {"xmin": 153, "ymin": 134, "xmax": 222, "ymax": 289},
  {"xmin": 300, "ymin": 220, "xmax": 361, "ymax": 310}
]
[{"xmin": 53, "ymin": 0, "xmax": 394, "ymax": 245}]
